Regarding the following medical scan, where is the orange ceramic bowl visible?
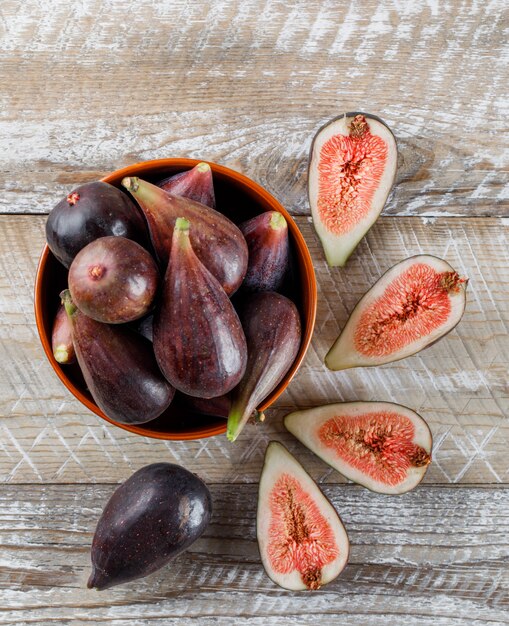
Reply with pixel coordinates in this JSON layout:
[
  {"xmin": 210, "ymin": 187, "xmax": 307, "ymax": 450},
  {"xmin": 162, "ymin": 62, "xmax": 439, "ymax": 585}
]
[{"xmin": 34, "ymin": 159, "xmax": 317, "ymax": 440}]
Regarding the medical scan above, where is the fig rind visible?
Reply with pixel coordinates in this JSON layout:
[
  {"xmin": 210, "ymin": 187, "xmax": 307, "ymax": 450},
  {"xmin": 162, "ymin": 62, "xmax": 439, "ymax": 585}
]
[
  {"xmin": 325, "ymin": 255, "xmax": 467, "ymax": 370},
  {"xmin": 257, "ymin": 441, "xmax": 349, "ymax": 591},
  {"xmin": 285, "ymin": 401, "xmax": 432, "ymax": 495},
  {"xmin": 308, "ymin": 112, "xmax": 397, "ymax": 267}
]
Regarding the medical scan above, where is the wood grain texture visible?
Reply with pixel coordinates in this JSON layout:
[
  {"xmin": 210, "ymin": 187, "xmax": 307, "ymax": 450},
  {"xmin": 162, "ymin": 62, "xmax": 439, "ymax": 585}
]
[
  {"xmin": 0, "ymin": 0, "xmax": 507, "ymax": 217},
  {"xmin": 1, "ymin": 215, "xmax": 507, "ymax": 485},
  {"xmin": 0, "ymin": 484, "xmax": 507, "ymax": 625}
]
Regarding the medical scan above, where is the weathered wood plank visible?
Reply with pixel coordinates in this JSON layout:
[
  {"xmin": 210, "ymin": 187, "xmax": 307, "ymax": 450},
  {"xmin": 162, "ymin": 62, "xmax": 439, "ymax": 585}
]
[
  {"xmin": 0, "ymin": 484, "xmax": 507, "ymax": 624},
  {"xmin": 0, "ymin": 0, "xmax": 507, "ymax": 217},
  {"xmin": 0, "ymin": 215, "xmax": 507, "ymax": 484}
]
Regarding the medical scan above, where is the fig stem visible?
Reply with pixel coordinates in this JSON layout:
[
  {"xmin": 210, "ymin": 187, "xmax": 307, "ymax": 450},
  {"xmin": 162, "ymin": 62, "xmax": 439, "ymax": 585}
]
[
  {"xmin": 226, "ymin": 406, "xmax": 244, "ymax": 442},
  {"xmin": 196, "ymin": 162, "xmax": 211, "ymax": 173},
  {"xmin": 60, "ymin": 289, "xmax": 77, "ymax": 319},
  {"xmin": 121, "ymin": 176, "xmax": 139, "ymax": 193},
  {"xmin": 175, "ymin": 217, "xmax": 190, "ymax": 231},
  {"xmin": 269, "ymin": 212, "xmax": 287, "ymax": 231},
  {"xmin": 53, "ymin": 345, "xmax": 70, "ymax": 363}
]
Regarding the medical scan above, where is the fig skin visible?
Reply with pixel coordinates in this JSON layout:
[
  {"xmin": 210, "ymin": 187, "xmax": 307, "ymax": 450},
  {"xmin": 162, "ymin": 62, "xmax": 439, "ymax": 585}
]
[
  {"xmin": 158, "ymin": 162, "xmax": 216, "ymax": 209},
  {"xmin": 153, "ymin": 218, "xmax": 247, "ymax": 399},
  {"xmin": 240, "ymin": 211, "xmax": 290, "ymax": 293},
  {"xmin": 181, "ymin": 393, "xmax": 231, "ymax": 419},
  {"xmin": 122, "ymin": 176, "xmax": 247, "ymax": 295},
  {"xmin": 88, "ymin": 463, "xmax": 212, "ymax": 590},
  {"xmin": 227, "ymin": 292, "xmax": 301, "ymax": 442},
  {"xmin": 46, "ymin": 181, "xmax": 149, "ymax": 268},
  {"xmin": 61, "ymin": 290, "xmax": 174, "ymax": 425},
  {"xmin": 68, "ymin": 236, "xmax": 159, "ymax": 324},
  {"xmin": 52, "ymin": 302, "xmax": 75, "ymax": 364}
]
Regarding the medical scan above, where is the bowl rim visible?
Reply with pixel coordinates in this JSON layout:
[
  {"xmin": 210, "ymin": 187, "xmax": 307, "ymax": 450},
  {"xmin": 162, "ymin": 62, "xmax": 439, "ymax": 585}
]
[{"xmin": 34, "ymin": 158, "xmax": 317, "ymax": 440}]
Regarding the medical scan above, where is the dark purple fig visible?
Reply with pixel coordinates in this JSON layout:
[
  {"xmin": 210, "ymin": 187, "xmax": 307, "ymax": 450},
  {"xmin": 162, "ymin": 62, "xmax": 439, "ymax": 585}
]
[
  {"xmin": 122, "ymin": 176, "xmax": 247, "ymax": 295},
  {"xmin": 227, "ymin": 292, "xmax": 301, "ymax": 441},
  {"xmin": 182, "ymin": 393, "xmax": 231, "ymax": 418},
  {"xmin": 88, "ymin": 463, "xmax": 212, "ymax": 590},
  {"xmin": 158, "ymin": 162, "xmax": 216, "ymax": 209},
  {"xmin": 52, "ymin": 302, "xmax": 75, "ymax": 364},
  {"xmin": 153, "ymin": 218, "xmax": 247, "ymax": 399},
  {"xmin": 46, "ymin": 181, "xmax": 149, "ymax": 268},
  {"xmin": 68, "ymin": 236, "xmax": 159, "ymax": 324},
  {"xmin": 240, "ymin": 211, "xmax": 289, "ymax": 292},
  {"xmin": 61, "ymin": 290, "xmax": 174, "ymax": 425}
]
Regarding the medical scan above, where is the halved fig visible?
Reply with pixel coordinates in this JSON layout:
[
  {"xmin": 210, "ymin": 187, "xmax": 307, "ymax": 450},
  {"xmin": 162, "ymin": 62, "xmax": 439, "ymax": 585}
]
[
  {"xmin": 325, "ymin": 255, "xmax": 467, "ymax": 370},
  {"xmin": 257, "ymin": 441, "xmax": 349, "ymax": 591},
  {"xmin": 285, "ymin": 402, "xmax": 432, "ymax": 495},
  {"xmin": 308, "ymin": 112, "xmax": 397, "ymax": 266}
]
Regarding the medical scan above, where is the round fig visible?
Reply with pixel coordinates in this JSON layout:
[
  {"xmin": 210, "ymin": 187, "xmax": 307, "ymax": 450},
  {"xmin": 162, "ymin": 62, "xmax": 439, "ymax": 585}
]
[
  {"xmin": 285, "ymin": 402, "xmax": 432, "ymax": 495},
  {"xmin": 325, "ymin": 255, "xmax": 468, "ymax": 370},
  {"xmin": 308, "ymin": 112, "xmax": 397, "ymax": 267},
  {"xmin": 257, "ymin": 442, "xmax": 349, "ymax": 591},
  {"xmin": 46, "ymin": 181, "xmax": 148, "ymax": 268},
  {"xmin": 239, "ymin": 211, "xmax": 290, "ymax": 293},
  {"xmin": 68, "ymin": 236, "xmax": 159, "ymax": 324}
]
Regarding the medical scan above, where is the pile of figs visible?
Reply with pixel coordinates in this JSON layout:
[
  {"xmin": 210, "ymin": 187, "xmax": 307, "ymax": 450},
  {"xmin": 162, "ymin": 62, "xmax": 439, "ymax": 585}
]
[{"xmin": 47, "ymin": 163, "xmax": 302, "ymax": 441}]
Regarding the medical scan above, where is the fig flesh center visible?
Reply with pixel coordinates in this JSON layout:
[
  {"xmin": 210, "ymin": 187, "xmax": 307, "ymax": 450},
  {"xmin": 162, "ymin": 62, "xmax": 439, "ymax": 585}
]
[
  {"xmin": 319, "ymin": 411, "xmax": 431, "ymax": 487},
  {"xmin": 354, "ymin": 264, "xmax": 463, "ymax": 357},
  {"xmin": 268, "ymin": 473, "xmax": 339, "ymax": 590},
  {"xmin": 317, "ymin": 115, "xmax": 388, "ymax": 236}
]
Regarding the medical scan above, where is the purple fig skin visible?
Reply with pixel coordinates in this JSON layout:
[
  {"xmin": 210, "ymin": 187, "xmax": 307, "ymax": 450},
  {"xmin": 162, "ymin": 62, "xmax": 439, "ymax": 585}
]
[
  {"xmin": 46, "ymin": 181, "xmax": 149, "ymax": 268},
  {"xmin": 52, "ymin": 302, "xmax": 75, "ymax": 364},
  {"xmin": 240, "ymin": 211, "xmax": 290, "ymax": 292},
  {"xmin": 153, "ymin": 218, "xmax": 247, "ymax": 399},
  {"xmin": 227, "ymin": 292, "xmax": 301, "ymax": 442},
  {"xmin": 158, "ymin": 162, "xmax": 216, "ymax": 209},
  {"xmin": 132, "ymin": 313, "xmax": 154, "ymax": 342},
  {"xmin": 182, "ymin": 393, "xmax": 231, "ymax": 418},
  {"xmin": 68, "ymin": 236, "xmax": 159, "ymax": 324},
  {"xmin": 121, "ymin": 176, "xmax": 248, "ymax": 295},
  {"xmin": 88, "ymin": 463, "xmax": 212, "ymax": 590},
  {"xmin": 61, "ymin": 290, "xmax": 174, "ymax": 425}
]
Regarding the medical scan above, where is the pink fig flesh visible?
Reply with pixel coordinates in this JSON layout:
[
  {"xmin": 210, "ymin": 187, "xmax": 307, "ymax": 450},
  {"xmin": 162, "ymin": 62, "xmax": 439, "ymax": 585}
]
[
  {"xmin": 153, "ymin": 218, "xmax": 247, "ymax": 398},
  {"xmin": 158, "ymin": 162, "xmax": 216, "ymax": 209},
  {"xmin": 52, "ymin": 302, "xmax": 75, "ymax": 364},
  {"xmin": 122, "ymin": 176, "xmax": 247, "ymax": 295},
  {"xmin": 240, "ymin": 211, "xmax": 290, "ymax": 292}
]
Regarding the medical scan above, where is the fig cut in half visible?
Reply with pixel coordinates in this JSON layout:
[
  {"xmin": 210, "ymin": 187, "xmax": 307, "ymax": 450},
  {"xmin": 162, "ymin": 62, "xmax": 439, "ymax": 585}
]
[
  {"xmin": 325, "ymin": 255, "xmax": 467, "ymax": 370},
  {"xmin": 308, "ymin": 112, "xmax": 397, "ymax": 266},
  {"xmin": 257, "ymin": 441, "xmax": 349, "ymax": 591},
  {"xmin": 285, "ymin": 402, "xmax": 432, "ymax": 495}
]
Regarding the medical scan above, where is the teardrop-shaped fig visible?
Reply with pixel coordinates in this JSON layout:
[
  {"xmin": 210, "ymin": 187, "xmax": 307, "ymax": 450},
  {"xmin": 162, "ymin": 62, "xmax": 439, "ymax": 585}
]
[
  {"xmin": 227, "ymin": 292, "xmax": 301, "ymax": 442},
  {"xmin": 122, "ymin": 176, "xmax": 247, "ymax": 295},
  {"xmin": 52, "ymin": 302, "xmax": 75, "ymax": 364},
  {"xmin": 308, "ymin": 112, "xmax": 397, "ymax": 267},
  {"xmin": 88, "ymin": 463, "xmax": 212, "ymax": 590},
  {"xmin": 239, "ymin": 211, "xmax": 290, "ymax": 292},
  {"xmin": 153, "ymin": 218, "xmax": 247, "ymax": 399},
  {"xmin": 285, "ymin": 402, "xmax": 432, "ymax": 494},
  {"xmin": 257, "ymin": 442, "xmax": 349, "ymax": 591},
  {"xmin": 158, "ymin": 162, "xmax": 216, "ymax": 209},
  {"xmin": 61, "ymin": 290, "xmax": 174, "ymax": 424},
  {"xmin": 46, "ymin": 181, "xmax": 148, "ymax": 268},
  {"xmin": 181, "ymin": 393, "xmax": 231, "ymax": 419},
  {"xmin": 68, "ymin": 236, "xmax": 159, "ymax": 324},
  {"xmin": 325, "ymin": 255, "xmax": 467, "ymax": 370}
]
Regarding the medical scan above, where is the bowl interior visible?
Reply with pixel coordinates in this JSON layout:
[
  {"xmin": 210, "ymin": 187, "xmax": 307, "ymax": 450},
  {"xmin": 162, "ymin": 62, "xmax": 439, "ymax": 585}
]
[{"xmin": 36, "ymin": 159, "xmax": 316, "ymax": 440}]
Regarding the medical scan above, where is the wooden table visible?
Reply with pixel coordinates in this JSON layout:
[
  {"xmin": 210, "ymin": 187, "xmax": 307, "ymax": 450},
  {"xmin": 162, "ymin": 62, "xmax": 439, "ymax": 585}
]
[{"xmin": 1, "ymin": 1, "xmax": 508, "ymax": 623}]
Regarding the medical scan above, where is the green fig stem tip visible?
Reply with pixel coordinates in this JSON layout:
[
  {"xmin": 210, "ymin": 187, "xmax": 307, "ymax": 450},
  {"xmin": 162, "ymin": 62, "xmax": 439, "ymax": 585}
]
[
  {"xmin": 269, "ymin": 211, "xmax": 287, "ymax": 230},
  {"xmin": 121, "ymin": 176, "xmax": 139, "ymax": 192},
  {"xmin": 175, "ymin": 216, "xmax": 190, "ymax": 231},
  {"xmin": 196, "ymin": 162, "xmax": 211, "ymax": 173},
  {"xmin": 59, "ymin": 289, "xmax": 77, "ymax": 318}
]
